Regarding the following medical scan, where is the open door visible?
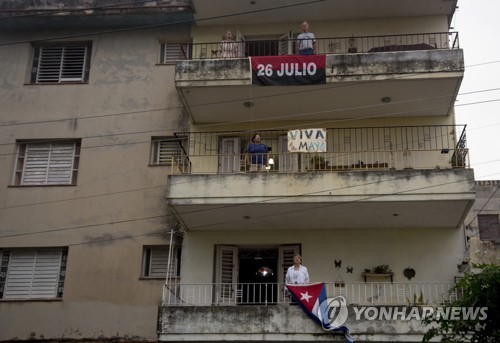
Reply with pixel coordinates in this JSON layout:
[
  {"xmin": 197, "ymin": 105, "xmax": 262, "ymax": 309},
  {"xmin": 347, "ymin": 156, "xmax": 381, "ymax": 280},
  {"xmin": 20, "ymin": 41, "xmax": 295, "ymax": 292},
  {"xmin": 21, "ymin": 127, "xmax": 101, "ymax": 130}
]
[
  {"xmin": 278, "ymin": 244, "xmax": 300, "ymax": 302},
  {"xmin": 215, "ymin": 245, "xmax": 238, "ymax": 304}
]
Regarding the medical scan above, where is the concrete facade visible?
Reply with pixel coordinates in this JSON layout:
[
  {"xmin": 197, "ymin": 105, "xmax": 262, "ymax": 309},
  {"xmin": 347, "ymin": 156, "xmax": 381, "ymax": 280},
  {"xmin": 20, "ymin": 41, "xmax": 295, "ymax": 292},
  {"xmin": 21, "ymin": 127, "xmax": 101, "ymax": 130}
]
[{"xmin": 0, "ymin": 0, "xmax": 476, "ymax": 342}]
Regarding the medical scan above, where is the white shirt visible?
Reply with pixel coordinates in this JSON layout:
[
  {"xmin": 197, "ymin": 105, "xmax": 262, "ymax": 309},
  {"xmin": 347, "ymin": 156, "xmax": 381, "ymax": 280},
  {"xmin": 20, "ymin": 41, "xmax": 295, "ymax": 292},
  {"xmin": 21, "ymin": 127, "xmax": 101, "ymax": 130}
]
[
  {"xmin": 297, "ymin": 32, "xmax": 316, "ymax": 50},
  {"xmin": 286, "ymin": 265, "xmax": 310, "ymax": 285}
]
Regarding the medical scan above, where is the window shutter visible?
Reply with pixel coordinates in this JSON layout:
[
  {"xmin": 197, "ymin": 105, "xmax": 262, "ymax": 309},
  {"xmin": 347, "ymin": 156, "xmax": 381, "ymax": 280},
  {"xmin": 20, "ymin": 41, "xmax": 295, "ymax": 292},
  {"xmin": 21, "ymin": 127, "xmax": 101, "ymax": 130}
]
[
  {"xmin": 149, "ymin": 248, "xmax": 169, "ymax": 277},
  {"xmin": 160, "ymin": 43, "xmax": 191, "ymax": 63},
  {"xmin": 36, "ymin": 45, "xmax": 89, "ymax": 83},
  {"xmin": 478, "ymin": 214, "xmax": 500, "ymax": 241},
  {"xmin": 151, "ymin": 137, "xmax": 186, "ymax": 166},
  {"xmin": 3, "ymin": 250, "xmax": 62, "ymax": 299},
  {"xmin": 22, "ymin": 142, "xmax": 76, "ymax": 185}
]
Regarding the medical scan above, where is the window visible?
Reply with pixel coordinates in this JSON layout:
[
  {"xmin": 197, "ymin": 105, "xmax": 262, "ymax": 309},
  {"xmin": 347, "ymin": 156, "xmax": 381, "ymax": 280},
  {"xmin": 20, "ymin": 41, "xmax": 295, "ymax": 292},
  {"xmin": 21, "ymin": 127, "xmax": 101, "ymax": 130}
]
[
  {"xmin": 31, "ymin": 42, "xmax": 92, "ymax": 83},
  {"xmin": 142, "ymin": 246, "xmax": 181, "ymax": 279},
  {"xmin": 0, "ymin": 248, "xmax": 68, "ymax": 300},
  {"xmin": 150, "ymin": 136, "xmax": 187, "ymax": 166},
  {"xmin": 13, "ymin": 140, "xmax": 81, "ymax": 186},
  {"xmin": 159, "ymin": 43, "xmax": 191, "ymax": 64},
  {"xmin": 478, "ymin": 214, "xmax": 500, "ymax": 241}
]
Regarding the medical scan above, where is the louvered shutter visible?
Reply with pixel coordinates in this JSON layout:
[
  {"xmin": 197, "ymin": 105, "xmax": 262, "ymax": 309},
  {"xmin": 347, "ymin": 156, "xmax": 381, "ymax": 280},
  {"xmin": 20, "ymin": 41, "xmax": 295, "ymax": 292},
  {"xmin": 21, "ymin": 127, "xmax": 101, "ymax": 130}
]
[
  {"xmin": 22, "ymin": 142, "xmax": 76, "ymax": 185},
  {"xmin": 278, "ymin": 245, "xmax": 300, "ymax": 302},
  {"xmin": 158, "ymin": 140, "xmax": 181, "ymax": 165},
  {"xmin": 35, "ymin": 45, "xmax": 89, "ymax": 83},
  {"xmin": 149, "ymin": 248, "xmax": 168, "ymax": 277},
  {"xmin": 215, "ymin": 246, "xmax": 238, "ymax": 304},
  {"xmin": 3, "ymin": 250, "xmax": 62, "ymax": 299},
  {"xmin": 160, "ymin": 43, "xmax": 191, "ymax": 63}
]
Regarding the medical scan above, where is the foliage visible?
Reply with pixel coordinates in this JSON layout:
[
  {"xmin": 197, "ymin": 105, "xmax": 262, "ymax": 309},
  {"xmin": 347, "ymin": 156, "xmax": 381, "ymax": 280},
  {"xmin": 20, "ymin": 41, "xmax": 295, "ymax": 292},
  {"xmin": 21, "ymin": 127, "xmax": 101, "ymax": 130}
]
[
  {"xmin": 406, "ymin": 289, "xmax": 427, "ymax": 306},
  {"xmin": 372, "ymin": 264, "xmax": 391, "ymax": 273},
  {"xmin": 422, "ymin": 263, "xmax": 500, "ymax": 342}
]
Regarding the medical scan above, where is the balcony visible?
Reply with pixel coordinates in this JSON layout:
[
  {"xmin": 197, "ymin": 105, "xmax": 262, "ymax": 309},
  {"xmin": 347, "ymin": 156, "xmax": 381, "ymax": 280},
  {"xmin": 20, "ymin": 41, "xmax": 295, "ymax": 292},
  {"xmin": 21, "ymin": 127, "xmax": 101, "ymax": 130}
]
[
  {"xmin": 158, "ymin": 281, "xmax": 461, "ymax": 342},
  {"xmin": 166, "ymin": 125, "xmax": 475, "ymax": 231},
  {"xmin": 175, "ymin": 32, "xmax": 463, "ymax": 124}
]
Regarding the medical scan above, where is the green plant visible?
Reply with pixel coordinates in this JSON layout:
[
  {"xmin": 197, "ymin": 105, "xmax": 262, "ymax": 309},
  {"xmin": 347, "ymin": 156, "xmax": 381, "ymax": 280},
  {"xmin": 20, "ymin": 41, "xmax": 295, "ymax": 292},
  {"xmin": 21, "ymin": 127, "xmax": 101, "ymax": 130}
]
[
  {"xmin": 310, "ymin": 155, "xmax": 327, "ymax": 169},
  {"xmin": 372, "ymin": 264, "xmax": 391, "ymax": 273},
  {"xmin": 406, "ymin": 290, "xmax": 427, "ymax": 306},
  {"xmin": 423, "ymin": 263, "xmax": 500, "ymax": 342}
]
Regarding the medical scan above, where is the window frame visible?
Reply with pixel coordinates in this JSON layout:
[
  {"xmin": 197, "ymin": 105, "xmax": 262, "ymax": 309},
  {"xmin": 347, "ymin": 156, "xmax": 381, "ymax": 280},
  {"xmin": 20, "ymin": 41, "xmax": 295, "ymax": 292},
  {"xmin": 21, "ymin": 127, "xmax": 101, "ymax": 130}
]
[
  {"xmin": 13, "ymin": 139, "xmax": 81, "ymax": 186},
  {"xmin": 150, "ymin": 136, "xmax": 187, "ymax": 167},
  {"xmin": 141, "ymin": 245, "xmax": 181, "ymax": 279},
  {"xmin": 159, "ymin": 42, "xmax": 192, "ymax": 64},
  {"xmin": 30, "ymin": 41, "xmax": 92, "ymax": 84},
  {"xmin": 0, "ymin": 248, "xmax": 68, "ymax": 300}
]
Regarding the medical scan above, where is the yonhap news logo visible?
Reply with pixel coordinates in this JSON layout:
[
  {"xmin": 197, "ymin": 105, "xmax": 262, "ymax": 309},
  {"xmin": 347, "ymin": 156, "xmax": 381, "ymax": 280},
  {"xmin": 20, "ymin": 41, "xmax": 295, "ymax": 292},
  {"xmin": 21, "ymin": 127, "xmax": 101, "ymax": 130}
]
[{"xmin": 319, "ymin": 296, "xmax": 488, "ymax": 325}]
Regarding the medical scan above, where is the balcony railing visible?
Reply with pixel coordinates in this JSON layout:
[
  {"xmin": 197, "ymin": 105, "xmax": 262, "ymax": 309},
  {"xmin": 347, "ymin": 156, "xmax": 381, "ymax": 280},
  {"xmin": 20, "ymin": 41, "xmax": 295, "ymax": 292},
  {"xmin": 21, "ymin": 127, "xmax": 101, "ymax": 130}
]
[
  {"xmin": 181, "ymin": 32, "xmax": 458, "ymax": 60},
  {"xmin": 168, "ymin": 125, "xmax": 468, "ymax": 175},
  {"xmin": 162, "ymin": 282, "xmax": 461, "ymax": 306}
]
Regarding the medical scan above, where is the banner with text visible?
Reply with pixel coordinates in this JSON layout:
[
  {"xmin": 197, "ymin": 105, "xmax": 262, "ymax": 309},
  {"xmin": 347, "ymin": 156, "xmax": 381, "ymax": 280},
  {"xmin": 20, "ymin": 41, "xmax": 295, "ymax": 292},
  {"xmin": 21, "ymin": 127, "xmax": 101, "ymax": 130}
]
[
  {"xmin": 251, "ymin": 55, "xmax": 326, "ymax": 86},
  {"xmin": 288, "ymin": 129, "xmax": 327, "ymax": 152}
]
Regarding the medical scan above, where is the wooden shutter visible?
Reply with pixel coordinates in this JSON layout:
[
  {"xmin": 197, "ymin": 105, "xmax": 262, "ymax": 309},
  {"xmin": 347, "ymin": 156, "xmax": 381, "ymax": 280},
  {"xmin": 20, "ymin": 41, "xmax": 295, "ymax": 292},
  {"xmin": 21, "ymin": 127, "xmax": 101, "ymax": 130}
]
[
  {"xmin": 278, "ymin": 245, "xmax": 300, "ymax": 302},
  {"xmin": 215, "ymin": 246, "xmax": 238, "ymax": 304},
  {"xmin": 3, "ymin": 249, "xmax": 62, "ymax": 299},
  {"xmin": 22, "ymin": 142, "xmax": 76, "ymax": 185}
]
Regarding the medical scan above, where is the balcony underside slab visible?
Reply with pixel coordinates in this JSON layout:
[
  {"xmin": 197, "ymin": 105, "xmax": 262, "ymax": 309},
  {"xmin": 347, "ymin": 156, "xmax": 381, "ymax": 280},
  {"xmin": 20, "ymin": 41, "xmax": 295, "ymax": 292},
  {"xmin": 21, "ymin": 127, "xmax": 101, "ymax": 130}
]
[{"xmin": 167, "ymin": 169, "xmax": 475, "ymax": 230}]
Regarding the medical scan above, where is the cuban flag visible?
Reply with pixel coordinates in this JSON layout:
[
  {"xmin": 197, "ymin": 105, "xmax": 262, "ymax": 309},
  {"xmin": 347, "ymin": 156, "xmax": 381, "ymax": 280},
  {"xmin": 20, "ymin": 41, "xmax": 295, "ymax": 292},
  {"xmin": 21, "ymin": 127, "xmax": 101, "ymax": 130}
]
[{"xmin": 287, "ymin": 282, "xmax": 353, "ymax": 343}]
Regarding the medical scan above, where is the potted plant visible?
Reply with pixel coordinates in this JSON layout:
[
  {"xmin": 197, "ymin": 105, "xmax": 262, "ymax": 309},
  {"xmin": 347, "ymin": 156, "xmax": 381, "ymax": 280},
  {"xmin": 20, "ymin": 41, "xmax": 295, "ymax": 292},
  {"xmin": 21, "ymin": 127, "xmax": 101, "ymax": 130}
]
[{"xmin": 310, "ymin": 155, "xmax": 327, "ymax": 170}]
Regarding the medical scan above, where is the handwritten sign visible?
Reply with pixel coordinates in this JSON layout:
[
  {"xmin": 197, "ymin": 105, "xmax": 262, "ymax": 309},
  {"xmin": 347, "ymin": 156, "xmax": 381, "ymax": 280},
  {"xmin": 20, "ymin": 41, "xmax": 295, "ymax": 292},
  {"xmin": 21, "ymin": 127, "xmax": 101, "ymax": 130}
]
[{"xmin": 288, "ymin": 129, "xmax": 327, "ymax": 152}]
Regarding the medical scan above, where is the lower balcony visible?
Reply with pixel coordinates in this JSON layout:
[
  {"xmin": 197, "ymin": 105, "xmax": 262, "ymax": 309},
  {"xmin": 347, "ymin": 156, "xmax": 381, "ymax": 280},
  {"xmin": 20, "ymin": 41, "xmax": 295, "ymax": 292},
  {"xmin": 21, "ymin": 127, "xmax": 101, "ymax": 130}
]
[{"xmin": 158, "ymin": 282, "xmax": 461, "ymax": 342}]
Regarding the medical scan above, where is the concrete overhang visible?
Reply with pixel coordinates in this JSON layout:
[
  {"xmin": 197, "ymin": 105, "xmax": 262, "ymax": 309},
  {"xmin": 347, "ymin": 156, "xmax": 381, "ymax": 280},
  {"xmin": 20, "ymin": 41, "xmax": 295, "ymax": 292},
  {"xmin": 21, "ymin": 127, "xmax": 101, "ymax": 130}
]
[
  {"xmin": 191, "ymin": 0, "xmax": 458, "ymax": 27},
  {"xmin": 175, "ymin": 49, "xmax": 464, "ymax": 124},
  {"xmin": 167, "ymin": 169, "xmax": 475, "ymax": 231}
]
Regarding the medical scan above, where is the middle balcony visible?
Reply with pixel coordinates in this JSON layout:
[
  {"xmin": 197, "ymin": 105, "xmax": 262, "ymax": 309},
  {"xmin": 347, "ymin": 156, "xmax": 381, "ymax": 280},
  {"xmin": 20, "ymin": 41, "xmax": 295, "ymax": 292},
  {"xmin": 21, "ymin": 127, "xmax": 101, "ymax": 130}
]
[{"xmin": 165, "ymin": 126, "xmax": 475, "ymax": 232}]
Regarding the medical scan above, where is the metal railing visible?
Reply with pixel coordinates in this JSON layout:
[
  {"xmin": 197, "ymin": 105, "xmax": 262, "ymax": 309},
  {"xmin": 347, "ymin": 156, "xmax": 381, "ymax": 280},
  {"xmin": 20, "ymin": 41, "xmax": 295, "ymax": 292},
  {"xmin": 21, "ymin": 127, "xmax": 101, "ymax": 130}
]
[
  {"xmin": 184, "ymin": 32, "xmax": 458, "ymax": 60},
  {"xmin": 162, "ymin": 282, "xmax": 462, "ymax": 306},
  {"xmin": 168, "ymin": 125, "xmax": 468, "ymax": 175}
]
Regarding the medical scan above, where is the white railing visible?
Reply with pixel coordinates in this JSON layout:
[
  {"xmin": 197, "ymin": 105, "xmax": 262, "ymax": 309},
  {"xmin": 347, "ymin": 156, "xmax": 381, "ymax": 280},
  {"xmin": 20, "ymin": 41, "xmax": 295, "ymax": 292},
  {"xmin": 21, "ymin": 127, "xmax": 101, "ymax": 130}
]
[{"xmin": 162, "ymin": 282, "xmax": 461, "ymax": 306}]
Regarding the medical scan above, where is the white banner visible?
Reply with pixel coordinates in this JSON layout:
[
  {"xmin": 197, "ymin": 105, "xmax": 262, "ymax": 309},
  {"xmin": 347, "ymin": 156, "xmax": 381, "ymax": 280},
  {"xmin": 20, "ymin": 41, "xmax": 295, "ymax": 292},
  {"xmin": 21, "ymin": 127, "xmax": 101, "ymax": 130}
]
[{"xmin": 287, "ymin": 129, "xmax": 327, "ymax": 152}]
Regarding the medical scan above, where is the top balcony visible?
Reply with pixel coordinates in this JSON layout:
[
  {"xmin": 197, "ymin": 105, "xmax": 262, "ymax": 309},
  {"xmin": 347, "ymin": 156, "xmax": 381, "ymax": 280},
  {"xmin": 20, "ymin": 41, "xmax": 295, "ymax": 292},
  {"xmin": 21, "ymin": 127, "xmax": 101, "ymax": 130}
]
[{"xmin": 174, "ymin": 32, "xmax": 463, "ymax": 124}]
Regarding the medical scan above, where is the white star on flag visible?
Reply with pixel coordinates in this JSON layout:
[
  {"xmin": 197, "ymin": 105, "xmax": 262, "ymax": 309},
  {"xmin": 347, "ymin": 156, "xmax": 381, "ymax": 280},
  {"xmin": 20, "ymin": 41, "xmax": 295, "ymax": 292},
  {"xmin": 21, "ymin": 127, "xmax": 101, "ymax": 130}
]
[{"xmin": 300, "ymin": 291, "xmax": 313, "ymax": 302}]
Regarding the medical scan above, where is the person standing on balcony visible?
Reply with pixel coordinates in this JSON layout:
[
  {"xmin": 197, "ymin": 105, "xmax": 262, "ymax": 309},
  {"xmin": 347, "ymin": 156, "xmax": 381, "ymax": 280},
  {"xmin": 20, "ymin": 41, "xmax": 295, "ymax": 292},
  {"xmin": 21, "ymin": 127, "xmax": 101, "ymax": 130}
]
[
  {"xmin": 286, "ymin": 254, "xmax": 310, "ymax": 285},
  {"xmin": 220, "ymin": 30, "xmax": 239, "ymax": 58},
  {"xmin": 296, "ymin": 21, "xmax": 316, "ymax": 55},
  {"xmin": 246, "ymin": 133, "xmax": 268, "ymax": 172}
]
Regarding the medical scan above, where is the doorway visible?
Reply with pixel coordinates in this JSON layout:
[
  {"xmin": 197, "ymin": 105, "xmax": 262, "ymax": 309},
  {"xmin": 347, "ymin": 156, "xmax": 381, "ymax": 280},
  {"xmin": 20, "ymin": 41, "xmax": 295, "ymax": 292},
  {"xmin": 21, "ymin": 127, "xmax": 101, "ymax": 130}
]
[{"xmin": 238, "ymin": 248, "xmax": 278, "ymax": 304}]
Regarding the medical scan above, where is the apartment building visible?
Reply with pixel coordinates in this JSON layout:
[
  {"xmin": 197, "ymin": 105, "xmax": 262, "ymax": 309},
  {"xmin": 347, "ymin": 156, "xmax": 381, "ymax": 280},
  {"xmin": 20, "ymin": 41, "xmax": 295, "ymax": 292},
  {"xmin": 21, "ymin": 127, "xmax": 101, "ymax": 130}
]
[{"xmin": 0, "ymin": 0, "xmax": 475, "ymax": 342}]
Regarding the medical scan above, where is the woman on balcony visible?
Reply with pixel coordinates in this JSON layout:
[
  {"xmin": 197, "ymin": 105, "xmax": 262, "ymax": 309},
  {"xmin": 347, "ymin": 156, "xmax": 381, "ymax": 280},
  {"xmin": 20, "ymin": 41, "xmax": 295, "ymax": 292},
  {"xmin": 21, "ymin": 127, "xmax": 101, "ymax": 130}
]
[
  {"xmin": 220, "ymin": 31, "xmax": 239, "ymax": 58},
  {"xmin": 246, "ymin": 133, "xmax": 268, "ymax": 172},
  {"xmin": 286, "ymin": 254, "xmax": 310, "ymax": 285}
]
